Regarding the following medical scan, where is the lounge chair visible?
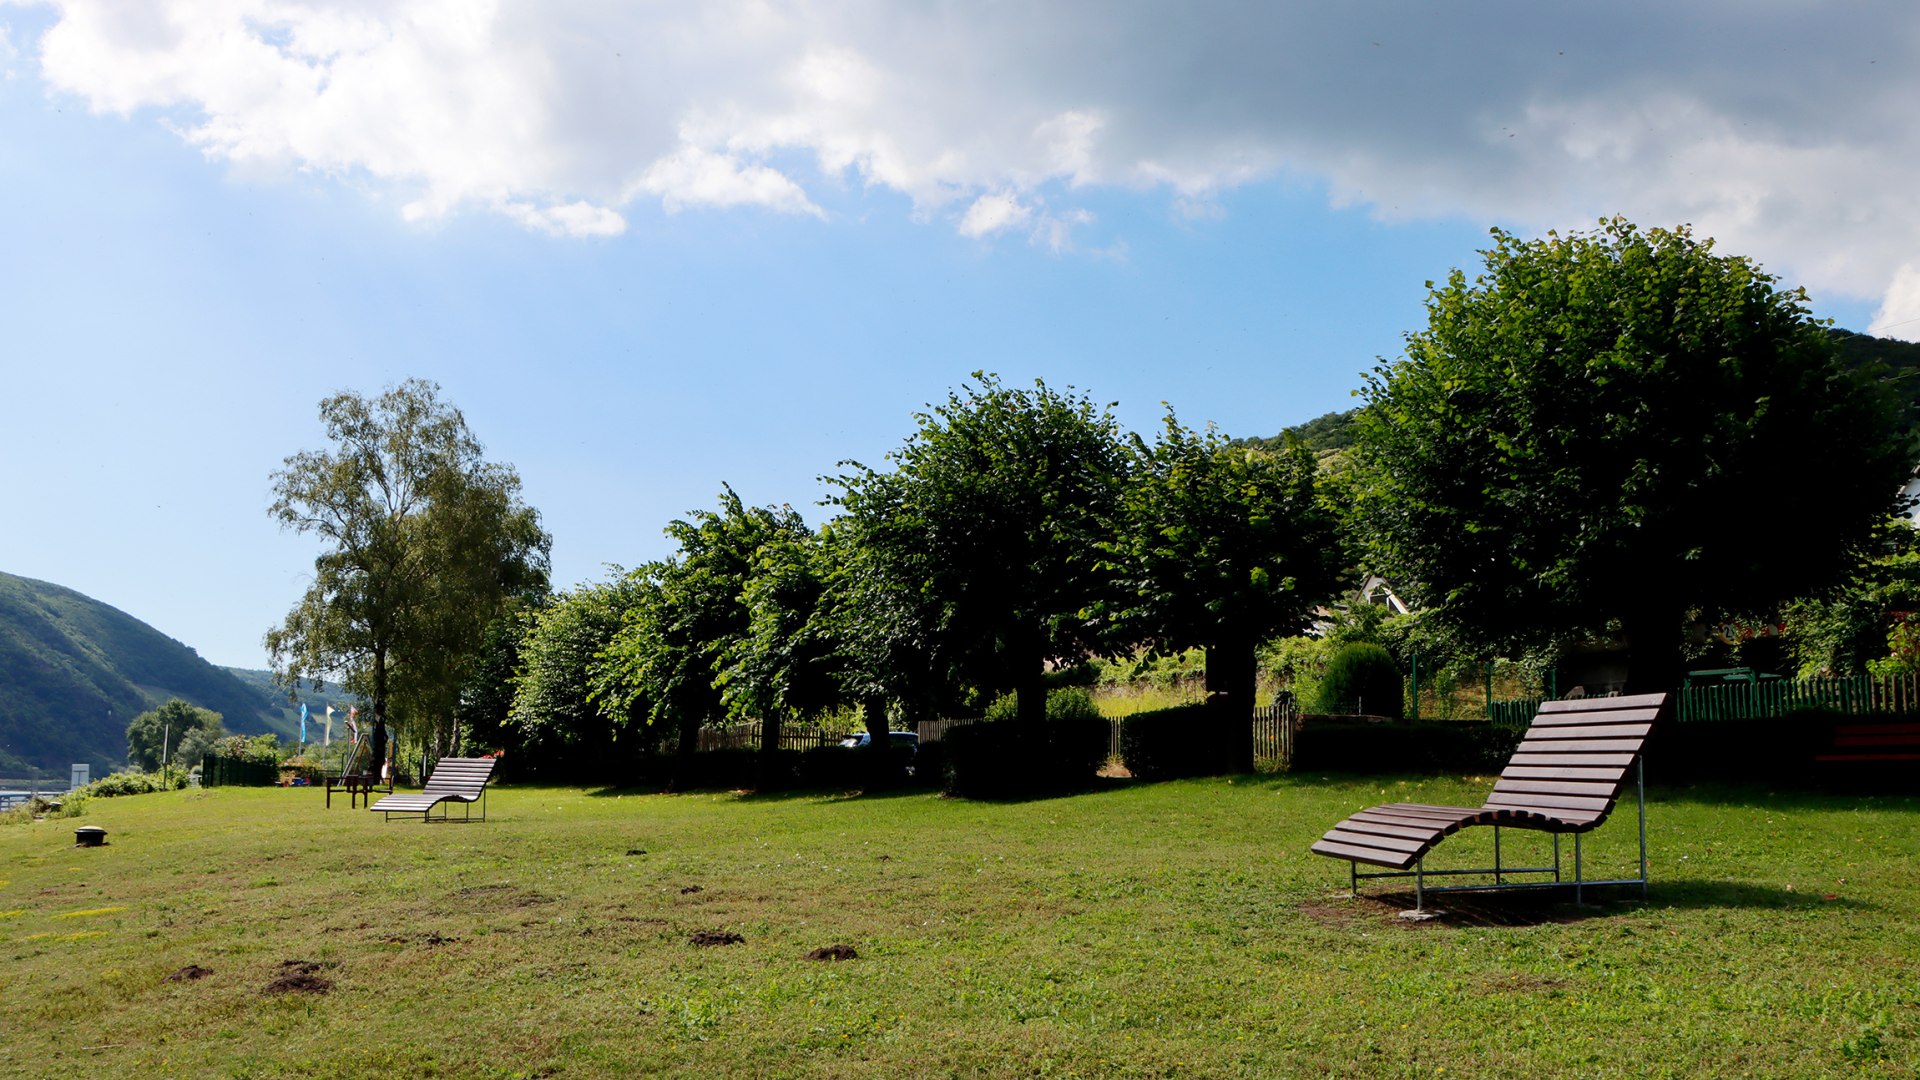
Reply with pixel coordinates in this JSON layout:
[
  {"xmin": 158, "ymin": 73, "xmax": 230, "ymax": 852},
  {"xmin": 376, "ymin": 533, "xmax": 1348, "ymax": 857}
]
[
  {"xmin": 1310, "ymin": 692, "xmax": 1666, "ymax": 909},
  {"xmin": 370, "ymin": 757, "xmax": 497, "ymax": 822}
]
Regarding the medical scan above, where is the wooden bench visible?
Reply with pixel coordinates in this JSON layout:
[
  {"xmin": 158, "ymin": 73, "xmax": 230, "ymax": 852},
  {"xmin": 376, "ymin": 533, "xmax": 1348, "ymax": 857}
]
[
  {"xmin": 325, "ymin": 773, "xmax": 390, "ymax": 809},
  {"xmin": 1310, "ymin": 692, "xmax": 1667, "ymax": 909},
  {"xmin": 369, "ymin": 757, "xmax": 497, "ymax": 822},
  {"xmin": 1815, "ymin": 722, "xmax": 1920, "ymax": 763}
]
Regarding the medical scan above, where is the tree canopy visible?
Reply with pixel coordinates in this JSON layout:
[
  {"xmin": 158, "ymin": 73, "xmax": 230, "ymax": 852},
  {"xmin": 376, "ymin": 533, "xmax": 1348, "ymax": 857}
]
[
  {"xmin": 266, "ymin": 379, "xmax": 551, "ymax": 763},
  {"xmin": 1110, "ymin": 412, "xmax": 1344, "ymax": 768},
  {"xmin": 828, "ymin": 374, "xmax": 1130, "ymax": 724},
  {"xmin": 1351, "ymin": 219, "xmax": 1908, "ymax": 688},
  {"xmin": 125, "ymin": 699, "xmax": 223, "ymax": 771}
]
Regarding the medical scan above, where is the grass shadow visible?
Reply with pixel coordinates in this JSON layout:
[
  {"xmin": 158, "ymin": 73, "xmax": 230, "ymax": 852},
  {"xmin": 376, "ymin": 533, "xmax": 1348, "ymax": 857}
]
[{"xmin": 1310, "ymin": 876, "xmax": 1871, "ymax": 930}]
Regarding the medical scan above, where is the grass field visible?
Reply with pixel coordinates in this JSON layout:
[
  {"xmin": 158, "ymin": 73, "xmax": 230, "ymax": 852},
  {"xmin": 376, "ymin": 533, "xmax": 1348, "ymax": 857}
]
[{"xmin": 3, "ymin": 773, "xmax": 1916, "ymax": 1078}]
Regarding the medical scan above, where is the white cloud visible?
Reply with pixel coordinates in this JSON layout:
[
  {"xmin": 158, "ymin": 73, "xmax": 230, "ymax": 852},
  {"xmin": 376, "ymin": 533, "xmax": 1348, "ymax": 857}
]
[
  {"xmin": 957, "ymin": 191, "xmax": 1032, "ymax": 238},
  {"xmin": 11, "ymin": 1, "xmax": 1920, "ymax": 327},
  {"xmin": 1869, "ymin": 266, "xmax": 1920, "ymax": 339}
]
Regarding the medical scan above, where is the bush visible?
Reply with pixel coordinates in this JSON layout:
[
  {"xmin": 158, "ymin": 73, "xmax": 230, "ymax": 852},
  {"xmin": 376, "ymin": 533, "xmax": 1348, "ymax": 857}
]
[
  {"xmin": 1119, "ymin": 703, "xmax": 1226, "ymax": 781},
  {"xmin": 1314, "ymin": 642, "xmax": 1404, "ymax": 718},
  {"xmin": 79, "ymin": 768, "xmax": 189, "ymax": 798},
  {"xmin": 984, "ymin": 686, "xmax": 1108, "ymax": 724},
  {"xmin": 943, "ymin": 716, "xmax": 1108, "ymax": 799}
]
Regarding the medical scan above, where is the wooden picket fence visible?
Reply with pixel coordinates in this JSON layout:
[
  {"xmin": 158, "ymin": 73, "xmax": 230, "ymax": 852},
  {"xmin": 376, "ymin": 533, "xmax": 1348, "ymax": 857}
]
[{"xmin": 694, "ymin": 724, "xmax": 840, "ymax": 753}]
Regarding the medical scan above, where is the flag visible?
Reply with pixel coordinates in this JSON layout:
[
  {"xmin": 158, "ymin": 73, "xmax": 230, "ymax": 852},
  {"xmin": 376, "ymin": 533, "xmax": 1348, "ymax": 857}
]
[
  {"xmin": 300, "ymin": 702, "xmax": 309, "ymax": 744},
  {"xmin": 324, "ymin": 704, "xmax": 334, "ymax": 746}
]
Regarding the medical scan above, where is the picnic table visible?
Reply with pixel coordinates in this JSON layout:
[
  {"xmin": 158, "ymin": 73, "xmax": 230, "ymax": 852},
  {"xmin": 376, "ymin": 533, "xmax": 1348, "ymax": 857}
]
[{"xmin": 325, "ymin": 773, "xmax": 391, "ymax": 809}]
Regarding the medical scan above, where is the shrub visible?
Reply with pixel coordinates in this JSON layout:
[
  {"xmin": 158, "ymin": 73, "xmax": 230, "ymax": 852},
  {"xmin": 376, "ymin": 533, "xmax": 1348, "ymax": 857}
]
[
  {"xmin": 943, "ymin": 716, "xmax": 1107, "ymax": 799},
  {"xmin": 984, "ymin": 686, "xmax": 1107, "ymax": 724},
  {"xmin": 79, "ymin": 768, "xmax": 189, "ymax": 798},
  {"xmin": 1120, "ymin": 703, "xmax": 1226, "ymax": 781},
  {"xmin": 1291, "ymin": 718, "xmax": 1521, "ymax": 774},
  {"xmin": 1314, "ymin": 642, "xmax": 1404, "ymax": 718}
]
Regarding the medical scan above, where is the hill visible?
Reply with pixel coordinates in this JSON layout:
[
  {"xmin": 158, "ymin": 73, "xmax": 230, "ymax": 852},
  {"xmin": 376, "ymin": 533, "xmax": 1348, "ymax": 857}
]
[{"xmin": 0, "ymin": 571, "xmax": 296, "ymax": 774}]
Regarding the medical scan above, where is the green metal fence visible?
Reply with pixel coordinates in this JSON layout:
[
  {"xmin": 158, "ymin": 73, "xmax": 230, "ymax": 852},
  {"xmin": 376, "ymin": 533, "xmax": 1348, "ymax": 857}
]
[
  {"xmin": 1485, "ymin": 673, "xmax": 1920, "ymax": 727},
  {"xmin": 200, "ymin": 754, "xmax": 279, "ymax": 787}
]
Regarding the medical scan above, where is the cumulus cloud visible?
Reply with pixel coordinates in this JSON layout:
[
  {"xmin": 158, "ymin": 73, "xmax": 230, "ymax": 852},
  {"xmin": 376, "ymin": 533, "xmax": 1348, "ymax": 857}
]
[{"xmin": 10, "ymin": 1, "xmax": 1920, "ymax": 331}]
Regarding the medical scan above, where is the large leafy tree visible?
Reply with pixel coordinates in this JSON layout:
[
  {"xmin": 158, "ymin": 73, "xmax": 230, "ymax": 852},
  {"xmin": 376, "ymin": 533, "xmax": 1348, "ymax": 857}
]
[
  {"xmin": 1352, "ymin": 220, "xmax": 1907, "ymax": 690},
  {"xmin": 505, "ymin": 574, "xmax": 657, "ymax": 777},
  {"xmin": 267, "ymin": 379, "xmax": 551, "ymax": 767},
  {"xmin": 829, "ymin": 375, "xmax": 1130, "ymax": 725},
  {"xmin": 1112, "ymin": 413, "xmax": 1344, "ymax": 771},
  {"xmin": 125, "ymin": 699, "xmax": 223, "ymax": 771},
  {"xmin": 718, "ymin": 524, "xmax": 847, "ymax": 787},
  {"xmin": 597, "ymin": 489, "xmax": 805, "ymax": 790}
]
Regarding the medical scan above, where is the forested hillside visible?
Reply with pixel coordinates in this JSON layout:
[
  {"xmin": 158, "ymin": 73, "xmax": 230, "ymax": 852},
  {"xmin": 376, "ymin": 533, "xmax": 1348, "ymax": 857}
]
[{"xmin": 0, "ymin": 571, "xmax": 290, "ymax": 773}]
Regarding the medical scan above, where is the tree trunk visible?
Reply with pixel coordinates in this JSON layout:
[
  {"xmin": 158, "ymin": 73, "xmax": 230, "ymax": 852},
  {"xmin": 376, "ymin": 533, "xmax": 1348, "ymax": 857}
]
[
  {"xmin": 1621, "ymin": 605, "xmax": 1686, "ymax": 698},
  {"xmin": 862, "ymin": 696, "xmax": 893, "ymax": 791},
  {"xmin": 669, "ymin": 710, "xmax": 703, "ymax": 793},
  {"xmin": 371, "ymin": 647, "xmax": 389, "ymax": 784},
  {"xmin": 1015, "ymin": 648, "xmax": 1047, "ymax": 726},
  {"xmin": 1205, "ymin": 634, "xmax": 1257, "ymax": 774},
  {"xmin": 757, "ymin": 709, "xmax": 785, "ymax": 792}
]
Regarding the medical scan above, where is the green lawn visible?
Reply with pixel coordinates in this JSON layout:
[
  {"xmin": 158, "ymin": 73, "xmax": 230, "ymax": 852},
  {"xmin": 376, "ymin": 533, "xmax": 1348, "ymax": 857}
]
[{"xmin": 3, "ymin": 774, "xmax": 1916, "ymax": 1078}]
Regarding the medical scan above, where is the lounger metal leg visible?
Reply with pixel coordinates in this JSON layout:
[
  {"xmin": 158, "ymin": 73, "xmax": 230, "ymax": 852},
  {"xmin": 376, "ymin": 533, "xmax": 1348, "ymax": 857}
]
[
  {"xmin": 1574, "ymin": 832, "xmax": 1584, "ymax": 907},
  {"xmin": 1349, "ymin": 861, "xmax": 1358, "ymax": 898},
  {"xmin": 1415, "ymin": 859, "xmax": 1425, "ymax": 911},
  {"xmin": 1636, "ymin": 757, "xmax": 1649, "ymax": 899},
  {"xmin": 1494, "ymin": 826, "xmax": 1503, "ymax": 885},
  {"xmin": 1553, "ymin": 833, "xmax": 1561, "ymax": 882}
]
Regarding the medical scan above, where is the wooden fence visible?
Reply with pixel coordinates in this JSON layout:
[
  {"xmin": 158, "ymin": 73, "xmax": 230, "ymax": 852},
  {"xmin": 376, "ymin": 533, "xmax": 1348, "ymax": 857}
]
[{"xmin": 695, "ymin": 725, "xmax": 841, "ymax": 753}]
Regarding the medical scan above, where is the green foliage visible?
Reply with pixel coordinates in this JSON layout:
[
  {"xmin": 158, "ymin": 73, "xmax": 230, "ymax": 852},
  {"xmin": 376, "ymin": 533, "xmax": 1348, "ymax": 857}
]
[
  {"xmin": 266, "ymin": 378, "xmax": 552, "ymax": 758},
  {"xmin": 124, "ymin": 699, "xmax": 224, "ymax": 771},
  {"xmin": 79, "ymin": 767, "xmax": 190, "ymax": 798},
  {"xmin": 1783, "ymin": 525, "xmax": 1920, "ymax": 677},
  {"xmin": 1118, "ymin": 703, "xmax": 1223, "ymax": 782},
  {"xmin": 1259, "ymin": 635, "xmax": 1331, "ymax": 705},
  {"xmin": 983, "ymin": 686, "xmax": 1105, "ymax": 724},
  {"xmin": 828, "ymin": 374, "xmax": 1129, "ymax": 725},
  {"xmin": 1235, "ymin": 408, "xmax": 1360, "ymax": 454},
  {"xmin": 942, "ymin": 717, "xmax": 1108, "ymax": 798},
  {"xmin": 595, "ymin": 490, "xmax": 811, "ymax": 787},
  {"xmin": 1314, "ymin": 642, "xmax": 1403, "ymax": 718},
  {"xmin": 1351, "ymin": 220, "xmax": 1907, "ymax": 686},
  {"xmin": 208, "ymin": 734, "xmax": 284, "ymax": 766},
  {"xmin": 509, "ymin": 574, "xmax": 660, "ymax": 776}
]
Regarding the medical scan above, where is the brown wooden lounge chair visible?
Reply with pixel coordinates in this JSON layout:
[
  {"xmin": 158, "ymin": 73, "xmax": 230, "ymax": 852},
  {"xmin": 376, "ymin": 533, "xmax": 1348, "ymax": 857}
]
[
  {"xmin": 370, "ymin": 757, "xmax": 497, "ymax": 822},
  {"xmin": 1310, "ymin": 692, "xmax": 1667, "ymax": 909}
]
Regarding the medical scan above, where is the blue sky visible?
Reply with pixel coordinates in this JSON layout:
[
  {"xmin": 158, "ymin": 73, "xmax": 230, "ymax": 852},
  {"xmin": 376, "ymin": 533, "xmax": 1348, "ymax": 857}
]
[{"xmin": 0, "ymin": 2, "xmax": 1906, "ymax": 669}]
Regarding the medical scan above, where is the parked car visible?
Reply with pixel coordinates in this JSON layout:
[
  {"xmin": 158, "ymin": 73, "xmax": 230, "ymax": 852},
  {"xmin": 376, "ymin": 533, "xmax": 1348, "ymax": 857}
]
[{"xmin": 838, "ymin": 731, "xmax": 919, "ymax": 756}]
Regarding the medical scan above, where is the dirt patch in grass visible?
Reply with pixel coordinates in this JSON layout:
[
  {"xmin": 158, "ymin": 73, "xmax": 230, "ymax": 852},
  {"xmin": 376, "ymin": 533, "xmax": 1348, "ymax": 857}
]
[
  {"xmin": 806, "ymin": 944, "xmax": 857, "ymax": 961},
  {"xmin": 264, "ymin": 960, "xmax": 333, "ymax": 995},
  {"xmin": 386, "ymin": 931, "xmax": 458, "ymax": 946},
  {"xmin": 690, "ymin": 930, "xmax": 744, "ymax": 947},
  {"xmin": 164, "ymin": 964, "xmax": 212, "ymax": 982},
  {"xmin": 1300, "ymin": 891, "xmax": 1609, "ymax": 929},
  {"xmin": 679, "ymin": 885, "xmax": 703, "ymax": 894}
]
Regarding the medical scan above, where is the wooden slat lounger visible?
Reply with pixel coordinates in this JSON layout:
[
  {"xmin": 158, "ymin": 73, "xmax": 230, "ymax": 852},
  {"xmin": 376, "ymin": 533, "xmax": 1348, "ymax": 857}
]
[
  {"xmin": 370, "ymin": 757, "xmax": 498, "ymax": 822},
  {"xmin": 1311, "ymin": 693, "xmax": 1668, "ymax": 909}
]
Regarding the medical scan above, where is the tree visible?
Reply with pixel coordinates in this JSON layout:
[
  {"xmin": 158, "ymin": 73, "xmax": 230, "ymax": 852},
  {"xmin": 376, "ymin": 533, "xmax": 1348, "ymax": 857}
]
[
  {"xmin": 596, "ymin": 489, "xmax": 804, "ymax": 790},
  {"xmin": 267, "ymin": 379, "xmax": 551, "ymax": 770},
  {"xmin": 719, "ymin": 524, "xmax": 847, "ymax": 788},
  {"xmin": 508, "ymin": 573, "xmax": 659, "ymax": 779},
  {"xmin": 828, "ymin": 375, "xmax": 1130, "ymax": 725},
  {"xmin": 1351, "ymin": 220, "xmax": 1908, "ymax": 690},
  {"xmin": 125, "ymin": 699, "xmax": 223, "ymax": 771},
  {"xmin": 1111, "ymin": 413, "xmax": 1344, "ymax": 770}
]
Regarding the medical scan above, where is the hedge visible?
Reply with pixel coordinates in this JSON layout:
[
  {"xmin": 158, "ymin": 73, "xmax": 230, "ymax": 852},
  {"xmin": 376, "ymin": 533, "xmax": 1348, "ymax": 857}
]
[
  {"xmin": 1119, "ymin": 703, "xmax": 1227, "ymax": 782},
  {"xmin": 943, "ymin": 716, "xmax": 1108, "ymax": 799}
]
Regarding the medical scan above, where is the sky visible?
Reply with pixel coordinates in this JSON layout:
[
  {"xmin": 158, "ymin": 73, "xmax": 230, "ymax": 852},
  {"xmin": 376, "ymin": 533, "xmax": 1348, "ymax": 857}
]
[{"xmin": 2, "ymin": 1, "xmax": 1915, "ymax": 670}]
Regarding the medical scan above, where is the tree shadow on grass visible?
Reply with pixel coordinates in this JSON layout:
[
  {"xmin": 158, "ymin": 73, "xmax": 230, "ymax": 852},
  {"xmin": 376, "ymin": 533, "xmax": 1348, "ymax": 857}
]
[{"xmin": 1308, "ymin": 877, "xmax": 1870, "ymax": 930}]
